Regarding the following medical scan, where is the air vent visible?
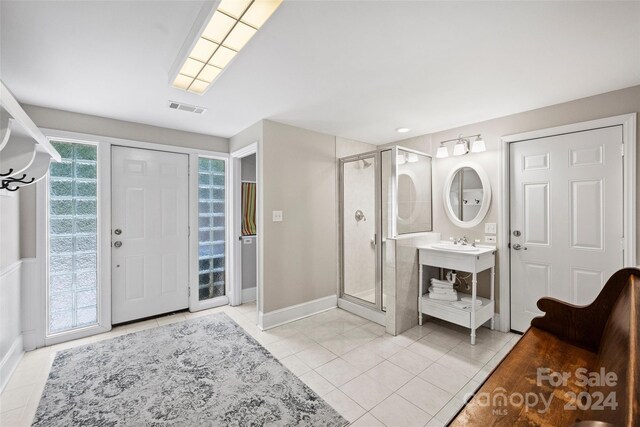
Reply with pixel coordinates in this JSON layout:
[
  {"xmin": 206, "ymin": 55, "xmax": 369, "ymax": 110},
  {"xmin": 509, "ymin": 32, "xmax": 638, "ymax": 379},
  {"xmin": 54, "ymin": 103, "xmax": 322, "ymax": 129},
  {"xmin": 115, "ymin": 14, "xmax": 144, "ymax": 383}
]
[{"xmin": 168, "ymin": 101, "xmax": 207, "ymax": 115}]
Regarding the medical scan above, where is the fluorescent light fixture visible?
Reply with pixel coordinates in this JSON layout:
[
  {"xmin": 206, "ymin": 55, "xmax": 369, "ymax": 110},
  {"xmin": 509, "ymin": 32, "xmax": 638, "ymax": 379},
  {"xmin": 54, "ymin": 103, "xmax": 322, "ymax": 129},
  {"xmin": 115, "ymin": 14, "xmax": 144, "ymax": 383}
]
[
  {"xmin": 396, "ymin": 127, "xmax": 410, "ymax": 133},
  {"xmin": 218, "ymin": 0, "xmax": 252, "ymax": 19},
  {"xmin": 471, "ymin": 136, "xmax": 486, "ymax": 153},
  {"xmin": 453, "ymin": 141, "xmax": 468, "ymax": 156},
  {"xmin": 202, "ymin": 11, "xmax": 236, "ymax": 43},
  {"xmin": 188, "ymin": 79, "xmax": 210, "ymax": 94},
  {"xmin": 179, "ymin": 58, "xmax": 206, "ymax": 78},
  {"xmin": 172, "ymin": 74, "xmax": 194, "ymax": 90},
  {"xmin": 223, "ymin": 22, "xmax": 257, "ymax": 50},
  {"xmin": 397, "ymin": 154, "xmax": 407, "ymax": 165},
  {"xmin": 241, "ymin": 0, "xmax": 283, "ymax": 28},
  {"xmin": 172, "ymin": 0, "xmax": 283, "ymax": 95},
  {"xmin": 199, "ymin": 65, "xmax": 223, "ymax": 83},
  {"xmin": 436, "ymin": 145, "xmax": 449, "ymax": 158},
  {"xmin": 209, "ymin": 46, "xmax": 237, "ymax": 68},
  {"xmin": 190, "ymin": 38, "xmax": 219, "ymax": 62}
]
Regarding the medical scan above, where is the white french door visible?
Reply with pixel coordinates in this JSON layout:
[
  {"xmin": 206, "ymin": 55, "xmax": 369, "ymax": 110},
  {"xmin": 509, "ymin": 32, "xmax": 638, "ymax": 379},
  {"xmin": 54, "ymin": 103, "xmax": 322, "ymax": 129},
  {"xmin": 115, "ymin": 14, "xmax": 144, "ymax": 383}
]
[
  {"xmin": 111, "ymin": 146, "xmax": 189, "ymax": 323},
  {"xmin": 510, "ymin": 126, "xmax": 624, "ymax": 332}
]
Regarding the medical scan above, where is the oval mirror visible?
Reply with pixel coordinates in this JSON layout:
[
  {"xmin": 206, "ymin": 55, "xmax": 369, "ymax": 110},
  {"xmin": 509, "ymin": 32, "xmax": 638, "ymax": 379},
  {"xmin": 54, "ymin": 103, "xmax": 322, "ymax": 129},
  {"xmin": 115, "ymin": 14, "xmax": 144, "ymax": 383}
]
[{"xmin": 443, "ymin": 162, "xmax": 491, "ymax": 228}]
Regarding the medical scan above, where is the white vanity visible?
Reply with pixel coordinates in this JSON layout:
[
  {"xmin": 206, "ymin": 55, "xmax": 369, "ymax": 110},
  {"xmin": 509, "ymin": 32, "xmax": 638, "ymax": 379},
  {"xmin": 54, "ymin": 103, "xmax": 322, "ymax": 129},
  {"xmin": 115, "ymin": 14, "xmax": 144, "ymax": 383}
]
[
  {"xmin": 417, "ymin": 160, "xmax": 496, "ymax": 345},
  {"xmin": 418, "ymin": 243, "xmax": 495, "ymax": 344}
]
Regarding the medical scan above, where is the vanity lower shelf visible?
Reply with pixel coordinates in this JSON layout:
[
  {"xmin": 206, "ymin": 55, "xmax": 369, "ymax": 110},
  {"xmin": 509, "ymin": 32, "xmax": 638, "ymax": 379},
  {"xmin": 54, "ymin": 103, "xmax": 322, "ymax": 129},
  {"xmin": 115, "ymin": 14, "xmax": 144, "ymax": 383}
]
[{"xmin": 420, "ymin": 295, "xmax": 494, "ymax": 330}]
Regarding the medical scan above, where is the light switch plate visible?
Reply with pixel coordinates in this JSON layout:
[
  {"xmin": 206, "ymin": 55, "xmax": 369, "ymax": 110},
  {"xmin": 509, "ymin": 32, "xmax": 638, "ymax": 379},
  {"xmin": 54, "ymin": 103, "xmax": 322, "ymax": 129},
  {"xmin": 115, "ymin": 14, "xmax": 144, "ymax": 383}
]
[
  {"xmin": 485, "ymin": 235, "xmax": 497, "ymax": 243},
  {"xmin": 485, "ymin": 222, "xmax": 497, "ymax": 234},
  {"xmin": 272, "ymin": 210, "xmax": 283, "ymax": 222}
]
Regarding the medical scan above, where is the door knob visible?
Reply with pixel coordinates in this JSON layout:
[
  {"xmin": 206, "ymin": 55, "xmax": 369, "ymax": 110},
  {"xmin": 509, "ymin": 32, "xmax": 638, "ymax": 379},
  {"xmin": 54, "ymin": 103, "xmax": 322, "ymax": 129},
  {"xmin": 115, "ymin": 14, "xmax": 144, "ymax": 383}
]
[
  {"xmin": 114, "ymin": 241, "xmax": 122, "ymax": 248},
  {"xmin": 512, "ymin": 243, "xmax": 527, "ymax": 251},
  {"xmin": 114, "ymin": 229, "xmax": 122, "ymax": 235}
]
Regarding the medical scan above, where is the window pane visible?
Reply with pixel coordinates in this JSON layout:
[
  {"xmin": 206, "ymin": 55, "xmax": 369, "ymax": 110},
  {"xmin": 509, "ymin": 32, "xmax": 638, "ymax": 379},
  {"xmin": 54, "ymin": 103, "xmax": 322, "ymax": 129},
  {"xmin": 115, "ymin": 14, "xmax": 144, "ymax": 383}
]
[
  {"xmin": 198, "ymin": 158, "xmax": 225, "ymax": 301},
  {"xmin": 48, "ymin": 141, "xmax": 98, "ymax": 334}
]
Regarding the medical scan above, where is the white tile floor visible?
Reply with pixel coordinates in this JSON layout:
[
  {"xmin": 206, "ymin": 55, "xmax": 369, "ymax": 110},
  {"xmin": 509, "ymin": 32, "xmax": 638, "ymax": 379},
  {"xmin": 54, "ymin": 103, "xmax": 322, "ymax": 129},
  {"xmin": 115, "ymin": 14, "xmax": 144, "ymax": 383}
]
[{"xmin": 0, "ymin": 303, "xmax": 520, "ymax": 426}]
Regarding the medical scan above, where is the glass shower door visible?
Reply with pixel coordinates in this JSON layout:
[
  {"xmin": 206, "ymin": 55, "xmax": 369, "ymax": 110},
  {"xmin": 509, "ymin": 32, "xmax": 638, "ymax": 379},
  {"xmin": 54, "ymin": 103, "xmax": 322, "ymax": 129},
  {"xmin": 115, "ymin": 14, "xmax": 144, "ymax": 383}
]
[{"xmin": 340, "ymin": 153, "xmax": 379, "ymax": 307}]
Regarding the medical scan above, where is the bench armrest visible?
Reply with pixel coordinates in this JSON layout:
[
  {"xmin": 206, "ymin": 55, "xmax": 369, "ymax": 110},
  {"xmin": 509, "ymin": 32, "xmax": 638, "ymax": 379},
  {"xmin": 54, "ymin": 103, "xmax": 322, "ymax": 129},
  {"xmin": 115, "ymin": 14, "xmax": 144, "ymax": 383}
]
[{"xmin": 531, "ymin": 268, "xmax": 639, "ymax": 352}]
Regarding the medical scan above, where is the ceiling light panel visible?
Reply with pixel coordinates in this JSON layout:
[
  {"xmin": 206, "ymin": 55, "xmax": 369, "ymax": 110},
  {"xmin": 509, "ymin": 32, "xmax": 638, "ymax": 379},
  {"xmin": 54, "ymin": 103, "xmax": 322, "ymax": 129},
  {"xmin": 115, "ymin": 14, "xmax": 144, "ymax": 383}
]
[
  {"xmin": 223, "ymin": 22, "xmax": 257, "ymax": 51},
  {"xmin": 171, "ymin": 0, "xmax": 283, "ymax": 95},
  {"xmin": 202, "ymin": 11, "xmax": 236, "ymax": 43},
  {"xmin": 209, "ymin": 46, "xmax": 237, "ymax": 68},
  {"xmin": 179, "ymin": 58, "xmax": 206, "ymax": 78},
  {"xmin": 218, "ymin": 0, "xmax": 252, "ymax": 19},
  {"xmin": 190, "ymin": 38, "xmax": 219, "ymax": 63},
  {"xmin": 241, "ymin": 0, "xmax": 283, "ymax": 28}
]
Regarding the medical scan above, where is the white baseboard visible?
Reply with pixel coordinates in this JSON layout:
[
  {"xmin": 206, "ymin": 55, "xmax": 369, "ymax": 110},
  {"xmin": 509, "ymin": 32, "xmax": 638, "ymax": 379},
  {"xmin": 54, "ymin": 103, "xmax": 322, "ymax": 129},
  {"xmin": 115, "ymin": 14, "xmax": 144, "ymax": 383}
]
[
  {"xmin": 259, "ymin": 294, "xmax": 337, "ymax": 330},
  {"xmin": 241, "ymin": 287, "xmax": 256, "ymax": 303},
  {"xmin": 0, "ymin": 335, "xmax": 23, "ymax": 393},
  {"xmin": 338, "ymin": 298, "xmax": 385, "ymax": 325}
]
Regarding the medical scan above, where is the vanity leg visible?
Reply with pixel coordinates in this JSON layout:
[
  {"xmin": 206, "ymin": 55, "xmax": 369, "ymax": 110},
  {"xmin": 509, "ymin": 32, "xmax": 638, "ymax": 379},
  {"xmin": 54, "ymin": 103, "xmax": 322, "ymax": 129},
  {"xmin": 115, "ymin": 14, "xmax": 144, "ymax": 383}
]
[
  {"xmin": 490, "ymin": 266, "xmax": 495, "ymax": 330},
  {"xmin": 471, "ymin": 272, "xmax": 477, "ymax": 345},
  {"xmin": 418, "ymin": 264, "xmax": 423, "ymax": 326}
]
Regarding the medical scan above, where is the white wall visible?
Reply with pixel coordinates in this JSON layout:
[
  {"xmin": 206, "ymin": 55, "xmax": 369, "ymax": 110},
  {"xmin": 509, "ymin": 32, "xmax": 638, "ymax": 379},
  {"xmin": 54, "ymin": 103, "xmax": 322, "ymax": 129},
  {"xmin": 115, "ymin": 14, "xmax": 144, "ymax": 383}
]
[
  {"xmin": 0, "ymin": 193, "xmax": 24, "ymax": 391},
  {"xmin": 399, "ymin": 84, "xmax": 640, "ymax": 314},
  {"xmin": 261, "ymin": 120, "xmax": 338, "ymax": 313}
]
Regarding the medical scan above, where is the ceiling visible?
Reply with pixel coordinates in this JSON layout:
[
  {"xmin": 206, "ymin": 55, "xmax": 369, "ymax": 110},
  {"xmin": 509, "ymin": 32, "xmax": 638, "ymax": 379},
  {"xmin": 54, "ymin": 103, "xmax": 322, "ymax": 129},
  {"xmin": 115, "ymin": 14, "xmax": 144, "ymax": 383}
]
[{"xmin": 1, "ymin": 1, "xmax": 639, "ymax": 145}]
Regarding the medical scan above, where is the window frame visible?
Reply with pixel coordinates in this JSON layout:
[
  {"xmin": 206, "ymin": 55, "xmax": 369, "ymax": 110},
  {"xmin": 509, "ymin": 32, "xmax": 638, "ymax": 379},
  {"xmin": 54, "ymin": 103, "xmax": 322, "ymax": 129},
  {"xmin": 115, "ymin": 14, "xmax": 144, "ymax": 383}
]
[
  {"xmin": 31, "ymin": 128, "xmax": 229, "ymax": 348},
  {"xmin": 190, "ymin": 154, "xmax": 230, "ymax": 311},
  {"xmin": 39, "ymin": 137, "xmax": 112, "ymax": 345}
]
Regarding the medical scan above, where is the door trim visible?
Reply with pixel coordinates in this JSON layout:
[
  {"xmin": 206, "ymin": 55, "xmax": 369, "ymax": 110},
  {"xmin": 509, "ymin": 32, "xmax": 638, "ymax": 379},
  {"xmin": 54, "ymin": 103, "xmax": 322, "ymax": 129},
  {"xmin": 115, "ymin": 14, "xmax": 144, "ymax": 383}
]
[
  {"xmin": 229, "ymin": 143, "xmax": 261, "ymax": 325},
  {"xmin": 498, "ymin": 113, "xmax": 637, "ymax": 333},
  {"xmin": 33, "ymin": 128, "xmax": 228, "ymax": 346}
]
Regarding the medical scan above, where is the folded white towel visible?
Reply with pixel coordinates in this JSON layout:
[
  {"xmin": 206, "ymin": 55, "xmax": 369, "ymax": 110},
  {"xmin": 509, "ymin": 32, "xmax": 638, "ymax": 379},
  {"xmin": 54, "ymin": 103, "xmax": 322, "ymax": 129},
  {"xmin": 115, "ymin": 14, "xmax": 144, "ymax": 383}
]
[
  {"xmin": 428, "ymin": 286, "xmax": 456, "ymax": 295},
  {"xmin": 428, "ymin": 293, "xmax": 458, "ymax": 301},
  {"xmin": 431, "ymin": 278, "xmax": 453, "ymax": 286},
  {"xmin": 461, "ymin": 297, "xmax": 483, "ymax": 306}
]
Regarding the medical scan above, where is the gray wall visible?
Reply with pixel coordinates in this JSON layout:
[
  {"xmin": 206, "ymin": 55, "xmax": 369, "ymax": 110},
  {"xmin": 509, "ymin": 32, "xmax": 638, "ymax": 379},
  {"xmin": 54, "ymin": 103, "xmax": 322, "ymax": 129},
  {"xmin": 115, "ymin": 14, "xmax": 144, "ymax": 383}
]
[
  {"xmin": 23, "ymin": 105, "xmax": 228, "ymax": 152},
  {"xmin": 241, "ymin": 154, "xmax": 256, "ymax": 182},
  {"xmin": 17, "ymin": 105, "xmax": 229, "ymax": 258},
  {"xmin": 261, "ymin": 120, "xmax": 338, "ymax": 312},
  {"xmin": 397, "ymin": 84, "xmax": 640, "ymax": 314}
]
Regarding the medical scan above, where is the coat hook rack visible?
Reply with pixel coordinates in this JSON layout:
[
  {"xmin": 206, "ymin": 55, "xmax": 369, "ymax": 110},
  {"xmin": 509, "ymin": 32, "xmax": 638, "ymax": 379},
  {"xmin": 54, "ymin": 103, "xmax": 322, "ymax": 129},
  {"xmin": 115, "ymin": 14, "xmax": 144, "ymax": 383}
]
[
  {"xmin": 1, "ymin": 174, "xmax": 35, "ymax": 191},
  {"xmin": 0, "ymin": 168, "xmax": 14, "ymax": 177}
]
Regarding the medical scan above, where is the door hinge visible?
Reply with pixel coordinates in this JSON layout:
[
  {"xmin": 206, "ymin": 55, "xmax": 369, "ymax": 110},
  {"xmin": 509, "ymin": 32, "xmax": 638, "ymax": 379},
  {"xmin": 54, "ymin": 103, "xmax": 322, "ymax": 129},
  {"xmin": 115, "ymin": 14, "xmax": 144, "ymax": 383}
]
[
  {"xmin": 188, "ymin": 287, "xmax": 191, "ymax": 297},
  {"xmin": 621, "ymin": 143, "xmax": 624, "ymax": 156}
]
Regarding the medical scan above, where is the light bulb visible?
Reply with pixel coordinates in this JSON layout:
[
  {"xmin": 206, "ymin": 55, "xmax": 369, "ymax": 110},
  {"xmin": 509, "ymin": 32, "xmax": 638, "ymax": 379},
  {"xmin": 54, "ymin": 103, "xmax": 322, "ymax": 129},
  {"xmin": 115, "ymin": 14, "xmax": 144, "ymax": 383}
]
[
  {"xmin": 453, "ymin": 141, "xmax": 468, "ymax": 156},
  {"xmin": 471, "ymin": 137, "xmax": 486, "ymax": 153},
  {"xmin": 436, "ymin": 145, "xmax": 449, "ymax": 158}
]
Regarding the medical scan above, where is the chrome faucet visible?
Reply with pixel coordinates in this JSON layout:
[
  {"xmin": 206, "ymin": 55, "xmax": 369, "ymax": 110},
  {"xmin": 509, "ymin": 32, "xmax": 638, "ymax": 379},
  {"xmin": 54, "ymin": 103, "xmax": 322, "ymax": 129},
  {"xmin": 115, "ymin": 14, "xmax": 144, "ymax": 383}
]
[
  {"xmin": 453, "ymin": 236, "xmax": 476, "ymax": 247},
  {"xmin": 453, "ymin": 236, "xmax": 468, "ymax": 245}
]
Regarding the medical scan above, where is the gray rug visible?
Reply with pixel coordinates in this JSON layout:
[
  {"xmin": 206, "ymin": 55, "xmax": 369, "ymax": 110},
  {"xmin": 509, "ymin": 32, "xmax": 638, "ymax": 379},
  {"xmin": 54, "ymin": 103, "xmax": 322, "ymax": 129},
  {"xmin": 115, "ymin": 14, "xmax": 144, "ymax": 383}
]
[{"xmin": 33, "ymin": 313, "xmax": 347, "ymax": 426}]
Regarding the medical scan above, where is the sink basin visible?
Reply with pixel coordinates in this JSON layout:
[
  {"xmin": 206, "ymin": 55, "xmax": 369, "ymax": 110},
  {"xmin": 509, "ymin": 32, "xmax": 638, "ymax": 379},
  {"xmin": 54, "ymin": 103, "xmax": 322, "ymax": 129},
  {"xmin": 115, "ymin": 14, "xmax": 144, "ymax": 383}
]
[{"xmin": 431, "ymin": 243, "xmax": 479, "ymax": 252}]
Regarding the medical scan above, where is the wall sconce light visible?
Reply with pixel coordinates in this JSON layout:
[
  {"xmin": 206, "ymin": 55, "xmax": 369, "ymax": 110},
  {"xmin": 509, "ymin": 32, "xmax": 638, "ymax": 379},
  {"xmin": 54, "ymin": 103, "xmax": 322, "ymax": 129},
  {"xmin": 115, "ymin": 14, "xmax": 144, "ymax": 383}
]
[{"xmin": 436, "ymin": 134, "xmax": 485, "ymax": 158}]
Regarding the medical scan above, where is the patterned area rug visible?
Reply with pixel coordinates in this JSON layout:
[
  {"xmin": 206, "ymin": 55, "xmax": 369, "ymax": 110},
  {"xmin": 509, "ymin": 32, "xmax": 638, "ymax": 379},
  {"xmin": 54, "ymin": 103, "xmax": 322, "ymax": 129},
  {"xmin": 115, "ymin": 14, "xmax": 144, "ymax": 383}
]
[{"xmin": 33, "ymin": 313, "xmax": 347, "ymax": 426}]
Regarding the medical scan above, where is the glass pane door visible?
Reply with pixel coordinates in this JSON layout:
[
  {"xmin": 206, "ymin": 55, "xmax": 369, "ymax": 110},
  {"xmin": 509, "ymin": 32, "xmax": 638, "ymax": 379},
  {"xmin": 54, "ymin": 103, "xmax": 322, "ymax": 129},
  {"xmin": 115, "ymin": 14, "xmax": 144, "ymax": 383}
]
[
  {"xmin": 47, "ymin": 141, "xmax": 98, "ymax": 334},
  {"xmin": 341, "ymin": 154, "xmax": 378, "ymax": 306},
  {"xmin": 394, "ymin": 148, "xmax": 432, "ymax": 235},
  {"xmin": 198, "ymin": 157, "xmax": 226, "ymax": 301}
]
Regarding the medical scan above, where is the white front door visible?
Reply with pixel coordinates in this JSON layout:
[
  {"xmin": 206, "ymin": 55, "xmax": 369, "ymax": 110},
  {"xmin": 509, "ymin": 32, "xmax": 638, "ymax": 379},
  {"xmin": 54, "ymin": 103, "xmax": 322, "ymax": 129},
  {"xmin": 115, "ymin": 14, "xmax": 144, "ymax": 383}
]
[
  {"xmin": 510, "ymin": 126, "xmax": 624, "ymax": 332},
  {"xmin": 111, "ymin": 146, "xmax": 189, "ymax": 324}
]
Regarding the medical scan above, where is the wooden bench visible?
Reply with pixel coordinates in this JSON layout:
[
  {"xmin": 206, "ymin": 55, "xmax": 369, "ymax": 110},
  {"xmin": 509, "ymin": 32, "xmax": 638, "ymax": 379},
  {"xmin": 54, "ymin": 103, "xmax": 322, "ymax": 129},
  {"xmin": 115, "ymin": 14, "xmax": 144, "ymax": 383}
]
[{"xmin": 450, "ymin": 267, "xmax": 639, "ymax": 426}]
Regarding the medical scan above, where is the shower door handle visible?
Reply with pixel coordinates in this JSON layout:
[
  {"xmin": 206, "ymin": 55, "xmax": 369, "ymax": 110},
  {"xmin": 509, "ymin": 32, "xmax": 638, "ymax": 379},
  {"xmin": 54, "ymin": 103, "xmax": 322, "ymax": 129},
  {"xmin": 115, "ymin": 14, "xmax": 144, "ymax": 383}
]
[{"xmin": 371, "ymin": 234, "xmax": 376, "ymax": 248}]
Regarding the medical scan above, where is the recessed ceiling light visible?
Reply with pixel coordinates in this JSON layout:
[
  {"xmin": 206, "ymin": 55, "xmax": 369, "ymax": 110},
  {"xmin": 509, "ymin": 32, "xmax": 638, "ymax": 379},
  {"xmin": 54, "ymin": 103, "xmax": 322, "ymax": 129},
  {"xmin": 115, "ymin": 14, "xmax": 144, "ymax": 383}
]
[
  {"xmin": 396, "ymin": 127, "xmax": 410, "ymax": 133},
  {"xmin": 171, "ymin": 0, "xmax": 283, "ymax": 95}
]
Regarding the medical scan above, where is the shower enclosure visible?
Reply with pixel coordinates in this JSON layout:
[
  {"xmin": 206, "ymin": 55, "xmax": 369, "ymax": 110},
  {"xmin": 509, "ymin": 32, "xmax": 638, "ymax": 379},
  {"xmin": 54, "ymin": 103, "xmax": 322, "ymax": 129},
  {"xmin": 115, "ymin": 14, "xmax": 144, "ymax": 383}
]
[{"xmin": 339, "ymin": 146, "xmax": 432, "ymax": 317}]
